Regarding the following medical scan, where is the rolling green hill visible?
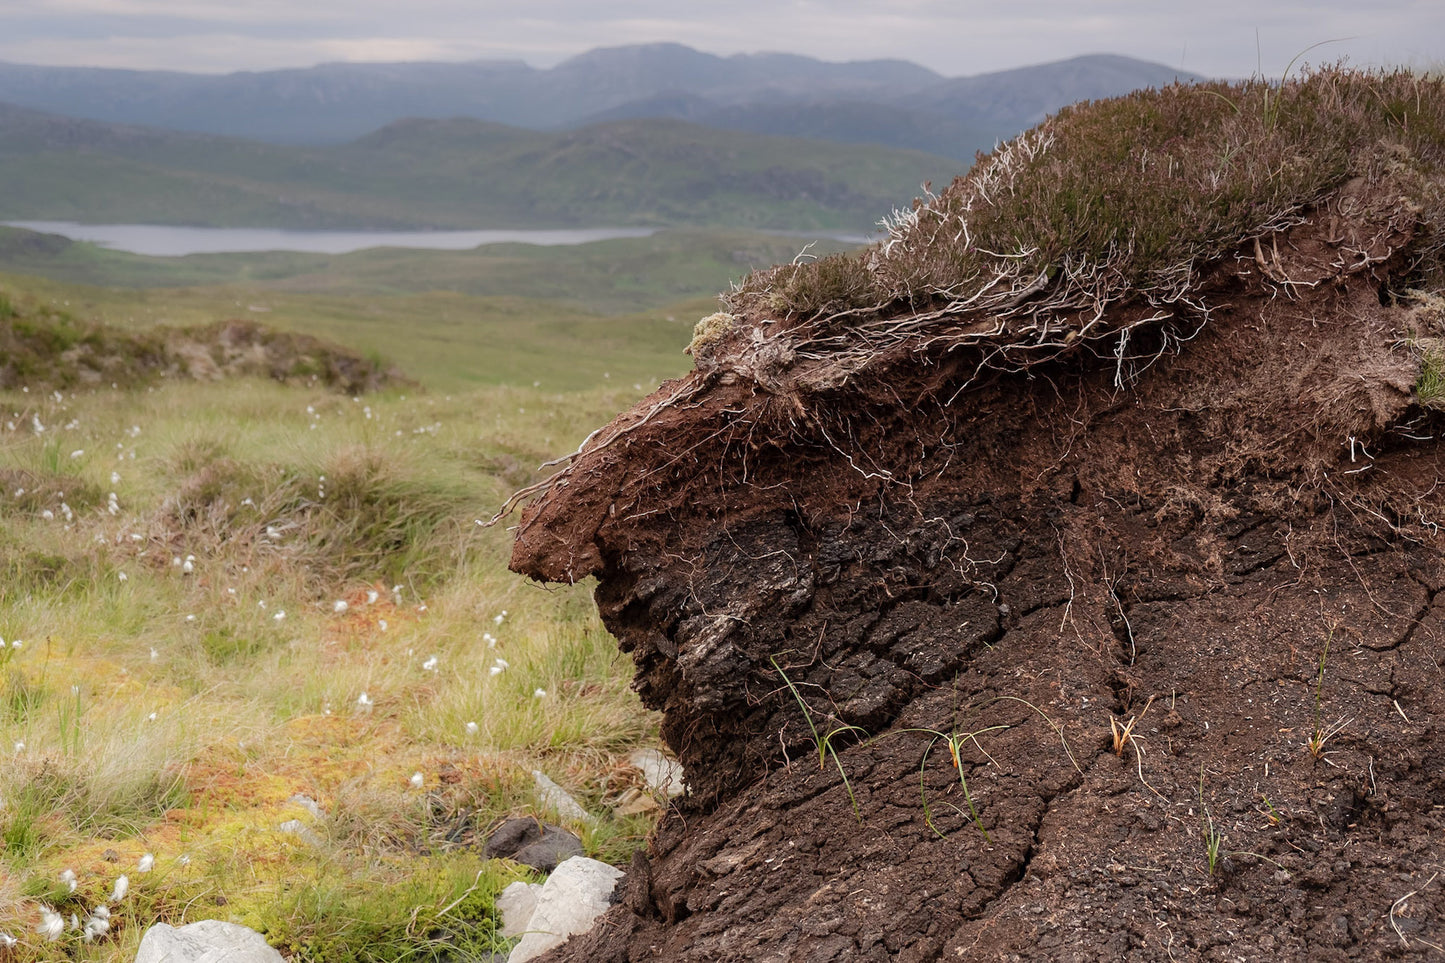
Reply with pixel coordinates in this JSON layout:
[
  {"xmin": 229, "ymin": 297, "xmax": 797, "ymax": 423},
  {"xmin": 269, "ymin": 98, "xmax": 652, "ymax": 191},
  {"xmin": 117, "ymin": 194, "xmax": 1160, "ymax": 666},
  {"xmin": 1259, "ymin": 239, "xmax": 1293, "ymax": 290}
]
[
  {"xmin": 0, "ymin": 103, "xmax": 960, "ymax": 232},
  {"xmin": 0, "ymin": 225, "xmax": 855, "ymax": 314}
]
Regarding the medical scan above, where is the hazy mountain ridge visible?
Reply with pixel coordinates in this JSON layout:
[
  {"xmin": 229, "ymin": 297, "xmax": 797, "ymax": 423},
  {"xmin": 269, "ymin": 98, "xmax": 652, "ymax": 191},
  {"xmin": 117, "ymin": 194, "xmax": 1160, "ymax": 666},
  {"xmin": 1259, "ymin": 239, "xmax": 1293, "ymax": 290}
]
[
  {"xmin": 0, "ymin": 104, "xmax": 961, "ymax": 231},
  {"xmin": 0, "ymin": 44, "xmax": 1201, "ymax": 155}
]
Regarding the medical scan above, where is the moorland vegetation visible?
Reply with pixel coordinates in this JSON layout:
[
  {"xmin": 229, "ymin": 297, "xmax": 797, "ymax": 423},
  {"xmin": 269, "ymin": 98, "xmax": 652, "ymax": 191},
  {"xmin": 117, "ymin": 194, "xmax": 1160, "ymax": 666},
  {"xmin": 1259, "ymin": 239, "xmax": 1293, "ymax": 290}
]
[{"xmin": 0, "ymin": 282, "xmax": 691, "ymax": 961}]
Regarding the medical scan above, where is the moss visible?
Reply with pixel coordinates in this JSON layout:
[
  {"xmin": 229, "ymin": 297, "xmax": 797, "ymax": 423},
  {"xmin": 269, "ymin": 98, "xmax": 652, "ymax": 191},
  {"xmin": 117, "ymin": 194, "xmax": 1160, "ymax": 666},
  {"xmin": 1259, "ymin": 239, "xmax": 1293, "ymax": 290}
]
[{"xmin": 686, "ymin": 311, "xmax": 738, "ymax": 356}]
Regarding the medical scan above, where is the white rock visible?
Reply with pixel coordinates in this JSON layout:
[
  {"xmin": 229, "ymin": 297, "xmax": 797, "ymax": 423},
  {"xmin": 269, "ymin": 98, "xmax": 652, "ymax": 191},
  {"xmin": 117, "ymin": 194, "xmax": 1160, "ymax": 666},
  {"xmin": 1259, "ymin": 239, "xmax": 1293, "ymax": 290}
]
[
  {"xmin": 277, "ymin": 819, "xmax": 322, "ymax": 845},
  {"xmin": 532, "ymin": 770, "xmax": 592, "ymax": 823},
  {"xmin": 286, "ymin": 794, "xmax": 323, "ymax": 818},
  {"xmin": 135, "ymin": 920, "xmax": 284, "ymax": 963},
  {"xmin": 495, "ymin": 880, "xmax": 543, "ymax": 938},
  {"xmin": 507, "ymin": 857, "xmax": 624, "ymax": 963},
  {"xmin": 627, "ymin": 748, "xmax": 686, "ymax": 798}
]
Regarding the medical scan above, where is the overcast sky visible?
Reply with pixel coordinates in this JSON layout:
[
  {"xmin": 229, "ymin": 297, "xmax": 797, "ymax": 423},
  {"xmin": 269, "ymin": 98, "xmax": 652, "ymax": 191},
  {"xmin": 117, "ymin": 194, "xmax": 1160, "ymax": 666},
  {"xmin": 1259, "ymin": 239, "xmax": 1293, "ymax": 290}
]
[{"xmin": 2, "ymin": 1, "xmax": 1442, "ymax": 78}]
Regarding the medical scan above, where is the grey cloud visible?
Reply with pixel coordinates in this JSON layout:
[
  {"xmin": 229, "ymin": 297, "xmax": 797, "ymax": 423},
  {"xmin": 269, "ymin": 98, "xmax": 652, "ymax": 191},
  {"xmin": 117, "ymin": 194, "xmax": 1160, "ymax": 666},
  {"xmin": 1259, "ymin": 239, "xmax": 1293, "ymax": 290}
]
[{"xmin": 0, "ymin": 0, "xmax": 1441, "ymax": 77}]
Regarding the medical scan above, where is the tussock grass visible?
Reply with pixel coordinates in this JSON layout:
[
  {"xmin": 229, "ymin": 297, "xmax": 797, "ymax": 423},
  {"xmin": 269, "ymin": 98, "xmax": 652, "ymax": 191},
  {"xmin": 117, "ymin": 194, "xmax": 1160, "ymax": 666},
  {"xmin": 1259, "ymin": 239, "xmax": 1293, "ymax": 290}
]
[
  {"xmin": 157, "ymin": 444, "xmax": 472, "ymax": 591},
  {"xmin": 0, "ymin": 289, "xmax": 400, "ymax": 394}
]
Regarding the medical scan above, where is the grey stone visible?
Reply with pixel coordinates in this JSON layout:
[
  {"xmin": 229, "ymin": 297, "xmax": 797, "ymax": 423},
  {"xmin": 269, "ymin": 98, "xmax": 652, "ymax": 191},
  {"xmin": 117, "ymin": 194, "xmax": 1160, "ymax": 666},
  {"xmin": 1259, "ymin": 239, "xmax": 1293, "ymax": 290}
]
[
  {"xmin": 626, "ymin": 748, "xmax": 685, "ymax": 798},
  {"xmin": 506, "ymin": 857, "xmax": 624, "ymax": 963},
  {"xmin": 135, "ymin": 920, "xmax": 283, "ymax": 963},
  {"xmin": 531, "ymin": 770, "xmax": 591, "ymax": 823},
  {"xmin": 286, "ymin": 793, "xmax": 323, "ymax": 818},
  {"xmin": 495, "ymin": 880, "xmax": 542, "ymax": 938},
  {"xmin": 276, "ymin": 819, "xmax": 323, "ymax": 845},
  {"xmin": 484, "ymin": 817, "xmax": 584, "ymax": 872}
]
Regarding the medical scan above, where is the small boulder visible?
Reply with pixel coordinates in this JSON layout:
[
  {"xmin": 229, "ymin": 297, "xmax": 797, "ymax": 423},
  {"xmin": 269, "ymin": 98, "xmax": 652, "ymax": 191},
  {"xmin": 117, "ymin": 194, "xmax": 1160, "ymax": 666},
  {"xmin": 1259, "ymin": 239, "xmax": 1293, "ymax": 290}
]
[
  {"xmin": 484, "ymin": 817, "xmax": 584, "ymax": 873},
  {"xmin": 506, "ymin": 856, "xmax": 624, "ymax": 963},
  {"xmin": 626, "ymin": 748, "xmax": 685, "ymax": 798},
  {"xmin": 531, "ymin": 770, "xmax": 592, "ymax": 823},
  {"xmin": 495, "ymin": 880, "xmax": 543, "ymax": 937},
  {"xmin": 135, "ymin": 920, "xmax": 283, "ymax": 963}
]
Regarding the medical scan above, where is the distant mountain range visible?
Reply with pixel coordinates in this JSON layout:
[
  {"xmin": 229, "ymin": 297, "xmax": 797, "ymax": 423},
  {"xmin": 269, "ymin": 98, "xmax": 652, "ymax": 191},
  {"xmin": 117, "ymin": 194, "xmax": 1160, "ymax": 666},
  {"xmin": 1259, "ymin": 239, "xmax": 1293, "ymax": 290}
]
[
  {"xmin": 0, "ymin": 103, "xmax": 962, "ymax": 231},
  {"xmin": 0, "ymin": 44, "xmax": 1202, "ymax": 159}
]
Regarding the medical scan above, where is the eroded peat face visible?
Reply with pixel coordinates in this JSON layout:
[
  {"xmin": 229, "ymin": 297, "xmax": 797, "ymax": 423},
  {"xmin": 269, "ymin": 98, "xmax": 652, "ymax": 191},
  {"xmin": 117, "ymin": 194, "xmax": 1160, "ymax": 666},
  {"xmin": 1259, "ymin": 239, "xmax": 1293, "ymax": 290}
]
[{"xmin": 509, "ymin": 70, "xmax": 1445, "ymax": 962}]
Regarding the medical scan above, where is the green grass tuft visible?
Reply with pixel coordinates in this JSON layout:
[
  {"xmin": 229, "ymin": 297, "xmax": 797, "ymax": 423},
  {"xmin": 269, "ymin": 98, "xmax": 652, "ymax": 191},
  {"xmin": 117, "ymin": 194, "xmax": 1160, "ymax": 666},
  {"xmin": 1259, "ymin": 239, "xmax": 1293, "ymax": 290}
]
[{"xmin": 250, "ymin": 854, "xmax": 523, "ymax": 963}]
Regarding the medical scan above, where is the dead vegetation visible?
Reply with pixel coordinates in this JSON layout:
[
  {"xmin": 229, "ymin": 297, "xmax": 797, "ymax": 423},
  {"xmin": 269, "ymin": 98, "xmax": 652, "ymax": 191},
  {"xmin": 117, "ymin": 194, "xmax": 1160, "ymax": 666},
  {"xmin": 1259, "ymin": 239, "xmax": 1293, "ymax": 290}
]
[{"xmin": 721, "ymin": 68, "xmax": 1445, "ymax": 394}]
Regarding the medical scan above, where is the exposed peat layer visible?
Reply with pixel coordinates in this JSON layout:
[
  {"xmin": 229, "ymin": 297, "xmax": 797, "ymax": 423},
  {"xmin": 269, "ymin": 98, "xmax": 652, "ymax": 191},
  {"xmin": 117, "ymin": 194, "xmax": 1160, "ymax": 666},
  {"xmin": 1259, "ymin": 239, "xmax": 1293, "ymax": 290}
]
[{"xmin": 509, "ymin": 70, "xmax": 1445, "ymax": 960}]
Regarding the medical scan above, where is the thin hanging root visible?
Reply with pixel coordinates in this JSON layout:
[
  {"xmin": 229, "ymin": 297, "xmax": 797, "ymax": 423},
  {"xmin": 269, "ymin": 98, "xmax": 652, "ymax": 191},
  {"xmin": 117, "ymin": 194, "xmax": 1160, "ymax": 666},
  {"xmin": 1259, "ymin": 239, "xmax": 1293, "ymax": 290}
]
[{"xmin": 483, "ymin": 376, "xmax": 712, "ymax": 528}]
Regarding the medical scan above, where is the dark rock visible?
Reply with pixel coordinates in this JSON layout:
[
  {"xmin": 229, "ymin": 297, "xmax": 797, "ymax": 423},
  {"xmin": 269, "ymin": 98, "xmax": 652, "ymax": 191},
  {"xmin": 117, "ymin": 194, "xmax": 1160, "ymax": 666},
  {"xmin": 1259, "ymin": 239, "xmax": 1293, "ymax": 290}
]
[{"xmin": 483, "ymin": 817, "xmax": 584, "ymax": 872}]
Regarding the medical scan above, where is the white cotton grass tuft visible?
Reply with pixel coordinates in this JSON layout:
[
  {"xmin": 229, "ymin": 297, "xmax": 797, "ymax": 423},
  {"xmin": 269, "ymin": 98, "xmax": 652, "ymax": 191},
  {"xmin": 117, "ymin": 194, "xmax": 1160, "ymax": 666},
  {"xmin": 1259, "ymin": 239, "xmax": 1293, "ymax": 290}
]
[
  {"xmin": 138, "ymin": 852, "xmax": 155, "ymax": 872},
  {"xmin": 82, "ymin": 905, "xmax": 110, "ymax": 941},
  {"xmin": 409, "ymin": 772, "xmax": 424, "ymax": 789},
  {"xmin": 0, "ymin": 930, "xmax": 15, "ymax": 947},
  {"xmin": 483, "ymin": 632, "xmax": 496, "ymax": 647},
  {"xmin": 60, "ymin": 868, "xmax": 77, "ymax": 892},
  {"xmin": 333, "ymin": 599, "xmax": 348, "ymax": 613},
  {"xmin": 110, "ymin": 875, "xmax": 128, "ymax": 902},
  {"xmin": 273, "ymin": 610, "xmax": 286, "ymax": 621},
  {"xmin": 37, "ymin": 907, "xmax": 63, "ymax": 941},
  {"xmin": 422, "ymin": 655, "xmax": 438, "ymax": 672},
  {"xmin": 366, "ymin": 590, "xmax": 379, "ymax": 605},
  {"xmin": 533, "ymin": 688, "xmax": 547, "ymax": 698},
  {"xmin": 356, "ymin": 691, "xmax": 373, "ymax": 709},
  {"xmin": 465, "ymin": 721, "xmax": 478, "ymax": 735}
]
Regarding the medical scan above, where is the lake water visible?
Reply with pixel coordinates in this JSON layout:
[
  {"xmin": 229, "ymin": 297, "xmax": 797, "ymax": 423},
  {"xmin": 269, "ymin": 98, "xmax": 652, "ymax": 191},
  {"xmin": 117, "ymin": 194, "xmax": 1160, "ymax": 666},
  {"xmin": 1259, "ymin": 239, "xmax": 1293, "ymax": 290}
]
[{"xmin": 3, "ymin": 221, "xmax": 661, "ymax": 257}]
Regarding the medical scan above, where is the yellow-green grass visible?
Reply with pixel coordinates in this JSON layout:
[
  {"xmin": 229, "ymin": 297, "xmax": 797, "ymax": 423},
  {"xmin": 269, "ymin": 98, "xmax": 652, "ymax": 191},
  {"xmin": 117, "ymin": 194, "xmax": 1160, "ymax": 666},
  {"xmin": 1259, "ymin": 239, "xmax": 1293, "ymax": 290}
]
[
  {"xmin": 0, "ymin": 375, "xmax": 667, "ymax": 961},
  {"xmin": 2, "ymin": 272, "xmax": 698, "ymax": 393}
]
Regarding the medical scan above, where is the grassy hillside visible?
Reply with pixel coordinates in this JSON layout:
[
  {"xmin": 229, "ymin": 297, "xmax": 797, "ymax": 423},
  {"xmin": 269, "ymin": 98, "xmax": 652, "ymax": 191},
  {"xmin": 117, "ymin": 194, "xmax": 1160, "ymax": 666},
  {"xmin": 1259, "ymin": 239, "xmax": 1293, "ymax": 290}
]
[
  {"xmin": 0, "ymin": 275, "xmax": 698, "ymax": 393},
  {"xmin": 0, "ymin": 104, "xmax": 960, "ymax": 232},
  {"xmin": 0, "ymin": 226, "xmax": 856, "ymax": 314},
  {"xmin": 0, "ymin": 224, "xmax": 856, "ymax": 391}
]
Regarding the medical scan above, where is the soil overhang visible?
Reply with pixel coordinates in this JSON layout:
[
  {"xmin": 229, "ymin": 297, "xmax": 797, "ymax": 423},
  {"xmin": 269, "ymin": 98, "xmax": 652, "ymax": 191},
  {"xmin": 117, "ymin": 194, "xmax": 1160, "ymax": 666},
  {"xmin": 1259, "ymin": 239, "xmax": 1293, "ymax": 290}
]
[{"xmin": 507, "ymin": 69, "xmax": 1445, "ymax": 961}]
